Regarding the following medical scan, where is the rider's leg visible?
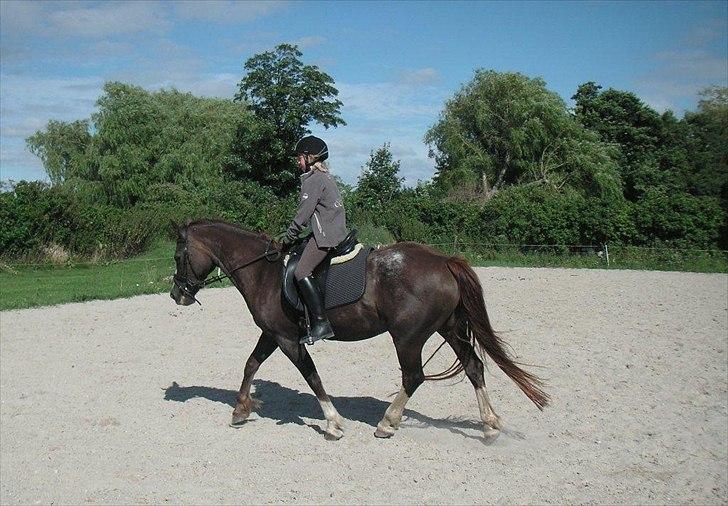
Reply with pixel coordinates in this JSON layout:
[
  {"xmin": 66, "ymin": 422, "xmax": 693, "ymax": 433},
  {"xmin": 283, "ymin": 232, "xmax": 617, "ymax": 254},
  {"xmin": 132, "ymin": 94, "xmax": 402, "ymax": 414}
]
[{"xmin": 294, "ymin": 239, "xmax": 334, "ymax": 344}]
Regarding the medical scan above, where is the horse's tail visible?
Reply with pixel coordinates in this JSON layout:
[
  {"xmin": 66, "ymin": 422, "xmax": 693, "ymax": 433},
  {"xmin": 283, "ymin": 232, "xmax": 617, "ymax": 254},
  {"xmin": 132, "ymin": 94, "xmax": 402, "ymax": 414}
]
[{"xmin": 434, "ymin": 256, "xmax": 550, "ymax": 410}]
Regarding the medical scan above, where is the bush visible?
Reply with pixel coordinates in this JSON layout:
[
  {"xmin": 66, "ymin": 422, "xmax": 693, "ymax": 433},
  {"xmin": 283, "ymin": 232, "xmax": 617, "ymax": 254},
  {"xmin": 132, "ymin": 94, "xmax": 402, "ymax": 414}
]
[
  {"xmin": 629, "ymin": 188, "xmax": 724, "ymax": 248},
  {"xmin": 1, "ymin": 181, "xmax": 175, "ymax": 261},
  {"xmin": 478, "ymin": 185, "xmax": 636, "ymax": 246}
]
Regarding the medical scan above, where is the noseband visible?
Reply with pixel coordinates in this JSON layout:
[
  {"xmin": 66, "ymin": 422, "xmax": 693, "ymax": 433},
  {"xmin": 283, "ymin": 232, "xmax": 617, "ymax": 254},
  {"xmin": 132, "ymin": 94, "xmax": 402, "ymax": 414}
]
[{"xmin": 173, "ymin": 238, "xmax": 281, "ymax": 305}]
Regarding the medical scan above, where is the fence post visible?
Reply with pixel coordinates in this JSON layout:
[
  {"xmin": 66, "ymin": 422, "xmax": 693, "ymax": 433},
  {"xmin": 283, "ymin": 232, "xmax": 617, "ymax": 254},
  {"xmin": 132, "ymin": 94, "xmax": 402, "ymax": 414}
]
[
  {"xmin": 604, "ymin": 243, "xmax": 610, "ymax": 267},
  {"xmin": 453, "ymin": 235, "xmax": 459, "ymax": 253}
]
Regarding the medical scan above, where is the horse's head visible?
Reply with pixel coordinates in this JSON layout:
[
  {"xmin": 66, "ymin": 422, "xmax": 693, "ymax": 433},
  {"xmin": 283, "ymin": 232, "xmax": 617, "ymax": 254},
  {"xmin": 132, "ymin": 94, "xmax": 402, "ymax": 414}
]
[{"xmin": 170, "ymin": 222, "xmax": 216, "ymax": 306}]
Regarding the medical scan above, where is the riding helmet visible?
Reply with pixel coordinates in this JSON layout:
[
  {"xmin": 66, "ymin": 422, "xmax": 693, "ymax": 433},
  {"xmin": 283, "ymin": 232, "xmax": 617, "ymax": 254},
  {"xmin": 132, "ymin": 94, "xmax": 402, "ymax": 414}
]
[{"xmin": 295, "ymin": 135, "xmax": 328, "ymax": 161}]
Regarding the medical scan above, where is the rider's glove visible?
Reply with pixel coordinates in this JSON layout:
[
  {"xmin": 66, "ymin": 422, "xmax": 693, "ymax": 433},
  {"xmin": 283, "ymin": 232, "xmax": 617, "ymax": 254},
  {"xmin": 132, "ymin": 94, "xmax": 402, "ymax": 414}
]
[{"xmin": 275, "ymin": 231, "xmax": 295, "ymax": 247}]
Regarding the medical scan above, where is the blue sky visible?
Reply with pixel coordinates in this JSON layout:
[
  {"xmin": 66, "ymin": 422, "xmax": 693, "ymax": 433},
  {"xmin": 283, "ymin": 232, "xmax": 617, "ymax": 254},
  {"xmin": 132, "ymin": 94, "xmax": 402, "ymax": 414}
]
[{"xmin": 1, "ymin": 0, "xmax": 726, "ymax": 186}]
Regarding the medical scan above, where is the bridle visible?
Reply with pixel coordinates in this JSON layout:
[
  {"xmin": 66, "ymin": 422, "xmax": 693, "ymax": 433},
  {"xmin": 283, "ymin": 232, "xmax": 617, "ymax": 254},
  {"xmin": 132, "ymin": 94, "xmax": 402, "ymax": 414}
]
[{"xmin": 172, "ymin": 237, "xmax": 281, "ymax": 305}]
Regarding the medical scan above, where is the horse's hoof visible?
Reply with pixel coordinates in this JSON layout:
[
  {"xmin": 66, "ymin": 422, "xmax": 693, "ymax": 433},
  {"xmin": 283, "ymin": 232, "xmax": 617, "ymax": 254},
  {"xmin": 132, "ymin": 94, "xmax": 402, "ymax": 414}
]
[
  {"xmin": 230, "ymin": 413, "xmax": 248, "ymax": 427},
  {"xmin": 483, "ymin": 426, "xmax": 500, "ymax": 442},
  {"xmin": 325, "ymin": 429, "xmax": 343, "ymax": 441},
  {"xmin": 374, "ymin": 426, "xmax": 395, "ymax": 438}
]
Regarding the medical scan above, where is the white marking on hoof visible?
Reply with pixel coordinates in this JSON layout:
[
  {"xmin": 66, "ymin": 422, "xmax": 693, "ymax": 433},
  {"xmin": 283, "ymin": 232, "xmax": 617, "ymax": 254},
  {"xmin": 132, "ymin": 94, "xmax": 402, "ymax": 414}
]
[
  {"xmin": 483, "ymin": 426, "xmax": 500, "ymax": 442},
  {"xmin": 476, "ymin": 386, "xmax": 502, "ymax": 429},
  {"xmin": 318, "ymin": 399, "xmax": 345, "ymax": 440},
  {"xmin": 374, "ymin": 424, "xmax": 395, "ymax": 438},
  {"xmin": 325, "ymin": 426, "xmax": 344, "ymax": 440}
]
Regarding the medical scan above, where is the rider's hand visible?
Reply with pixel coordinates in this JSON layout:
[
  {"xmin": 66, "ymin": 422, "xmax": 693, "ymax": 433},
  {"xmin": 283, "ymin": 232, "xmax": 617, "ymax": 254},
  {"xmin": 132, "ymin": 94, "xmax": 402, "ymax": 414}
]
[{"xmin": 275, "ymin": 232, "xmax": 295, "ymax": 247}]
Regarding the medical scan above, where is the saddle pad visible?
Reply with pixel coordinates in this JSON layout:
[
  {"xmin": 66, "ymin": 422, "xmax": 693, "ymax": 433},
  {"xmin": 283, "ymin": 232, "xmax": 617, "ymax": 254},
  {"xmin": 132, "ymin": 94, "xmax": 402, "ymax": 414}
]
[
  {"xmin": 283, "ymin": 245, "xmax": 372, "ymax": 313},
  {"xmin": 323, "ymin": 245, "xmax": 372, "ymax": 309}
]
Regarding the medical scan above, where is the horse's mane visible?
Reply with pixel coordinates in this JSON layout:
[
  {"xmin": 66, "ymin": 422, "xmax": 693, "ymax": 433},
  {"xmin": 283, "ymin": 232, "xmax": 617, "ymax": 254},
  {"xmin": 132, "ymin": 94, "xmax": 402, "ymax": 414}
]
[{"xmin": 186, "ymin": 219, "xmax": 271, "ymax": 241}]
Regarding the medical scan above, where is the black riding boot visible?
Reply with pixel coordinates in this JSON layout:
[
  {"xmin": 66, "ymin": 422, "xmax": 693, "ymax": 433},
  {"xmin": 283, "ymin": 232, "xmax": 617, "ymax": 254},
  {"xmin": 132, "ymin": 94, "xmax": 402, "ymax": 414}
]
[{"xmin": 296, "ymin": 276, "xmax": 335, "ymax": 344}]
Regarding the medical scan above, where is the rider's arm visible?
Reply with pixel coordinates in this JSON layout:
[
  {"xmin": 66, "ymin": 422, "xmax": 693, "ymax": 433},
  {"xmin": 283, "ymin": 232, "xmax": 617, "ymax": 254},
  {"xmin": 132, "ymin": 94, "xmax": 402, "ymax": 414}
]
[{"xmin": 285, "ymin": 173, "xmax": 323, "ymax": 239}]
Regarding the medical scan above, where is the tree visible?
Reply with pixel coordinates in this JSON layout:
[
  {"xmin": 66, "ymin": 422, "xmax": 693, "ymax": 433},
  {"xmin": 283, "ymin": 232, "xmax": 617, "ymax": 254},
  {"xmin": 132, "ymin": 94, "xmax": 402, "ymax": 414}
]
[
  {"xmin": 684, "ymin": 86, "xmax": 728, "ymax": 198},
  {"xmin": 27, "ymin": 82, "xmax": 249, "ymax": 207},
  {"xmin": 684, "ymin": 86, "xmax": 728, "ymax": 247},
  {"xmin": 355, "ymin": 144, "xmax": 404, "ymax": 212},
  {"xmin": 26, "ymin": 120, "xmax": 91, "ymax": 185},
  {"xmin": 425, "ymin": 70, "xmax": 620, "ymax": 200},
  {"xmin": 229, "ymin": 44, "xmax": 346, "ymax": 196},
  {"xmin": 572, "ymin": 83, "xmax": 666, "ymax": 200}
]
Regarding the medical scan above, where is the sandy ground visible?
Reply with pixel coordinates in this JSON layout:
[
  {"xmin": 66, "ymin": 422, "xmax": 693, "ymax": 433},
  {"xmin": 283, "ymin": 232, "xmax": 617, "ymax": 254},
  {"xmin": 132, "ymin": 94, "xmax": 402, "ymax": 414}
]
[{"xmin": 1, "ymin": 267, "xmax": 726, "ymax": 505}]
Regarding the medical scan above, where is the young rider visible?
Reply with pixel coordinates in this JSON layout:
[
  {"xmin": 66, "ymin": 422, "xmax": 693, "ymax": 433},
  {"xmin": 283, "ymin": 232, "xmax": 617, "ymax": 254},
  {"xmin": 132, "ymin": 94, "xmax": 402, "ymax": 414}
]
[{"xmin": 279, "ymin": 136, "xmax": 348, "ymax": 344}]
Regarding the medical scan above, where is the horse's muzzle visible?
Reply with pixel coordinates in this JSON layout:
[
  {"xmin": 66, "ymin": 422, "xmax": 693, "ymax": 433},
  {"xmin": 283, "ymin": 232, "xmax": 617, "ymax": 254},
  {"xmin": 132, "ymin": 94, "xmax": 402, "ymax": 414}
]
[{"xmin": 170, "ymin": 285, "xmax": 195, "ymax": 306}]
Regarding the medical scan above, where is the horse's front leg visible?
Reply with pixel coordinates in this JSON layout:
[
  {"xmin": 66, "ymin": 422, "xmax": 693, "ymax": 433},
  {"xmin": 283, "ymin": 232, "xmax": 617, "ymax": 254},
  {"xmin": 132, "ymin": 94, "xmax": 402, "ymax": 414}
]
[
  {"xmin": 231, "ymin": 332, "xmax": 278, "ymax": 427},
  {"xmin": 275, "ymin": 335, "xmax": 345, "ymax": 440}
]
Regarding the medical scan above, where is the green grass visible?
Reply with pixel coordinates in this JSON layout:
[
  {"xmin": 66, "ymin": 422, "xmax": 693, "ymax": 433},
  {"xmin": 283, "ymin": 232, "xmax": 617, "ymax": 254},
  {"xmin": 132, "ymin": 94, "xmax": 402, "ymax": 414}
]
[
  {"xmin": 2, "ymin": 238, "xmax": 726, "ymax": 311},
  {"xmin": 463, "ymin": 245, "xmax": 728, "ymax": 272},
  {"xmin": 0, "ymin": 241, "xmax": 182, "ymax": 311}
]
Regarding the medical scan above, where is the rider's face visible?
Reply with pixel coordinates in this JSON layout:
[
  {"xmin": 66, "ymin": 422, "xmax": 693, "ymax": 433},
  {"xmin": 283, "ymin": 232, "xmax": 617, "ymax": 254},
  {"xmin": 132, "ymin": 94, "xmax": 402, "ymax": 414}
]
[{"xmin": 297, "ymin": 154, "xmax": 308, "ymax": 172}]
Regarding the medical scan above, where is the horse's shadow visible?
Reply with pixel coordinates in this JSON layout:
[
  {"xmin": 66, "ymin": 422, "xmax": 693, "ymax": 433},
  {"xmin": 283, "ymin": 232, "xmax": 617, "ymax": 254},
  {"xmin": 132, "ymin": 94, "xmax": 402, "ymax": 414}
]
[{"xmin": 163, "ymin": 379, "xmax": 525, "ymax": 442}]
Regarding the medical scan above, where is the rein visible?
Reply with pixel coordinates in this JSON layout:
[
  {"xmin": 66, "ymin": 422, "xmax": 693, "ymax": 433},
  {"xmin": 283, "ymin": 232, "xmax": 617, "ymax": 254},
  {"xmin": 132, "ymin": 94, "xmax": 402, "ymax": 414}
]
[{"xmin": 173, "ymin": 239, "xmax": 281, "ymax": 305}]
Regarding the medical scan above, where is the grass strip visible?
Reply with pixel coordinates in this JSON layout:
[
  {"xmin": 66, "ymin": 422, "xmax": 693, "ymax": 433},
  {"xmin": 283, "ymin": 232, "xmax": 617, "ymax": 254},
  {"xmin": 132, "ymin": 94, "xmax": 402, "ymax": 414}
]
[{"xmin": 2, "ymin": 241, "xmax": 725, "ymax": 311}]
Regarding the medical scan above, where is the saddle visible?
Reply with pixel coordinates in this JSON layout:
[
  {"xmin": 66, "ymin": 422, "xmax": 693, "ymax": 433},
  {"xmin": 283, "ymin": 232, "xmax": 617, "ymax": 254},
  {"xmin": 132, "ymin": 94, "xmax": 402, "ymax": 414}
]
[{"xmin": 282, "ymin": 229, "xmax": 372, "ymax": 314}]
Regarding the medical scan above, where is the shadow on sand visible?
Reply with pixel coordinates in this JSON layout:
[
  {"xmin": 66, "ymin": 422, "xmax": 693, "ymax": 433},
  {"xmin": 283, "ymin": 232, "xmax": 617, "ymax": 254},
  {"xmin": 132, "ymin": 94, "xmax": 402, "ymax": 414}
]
[{"xmin": 163, "ymin": 379, "xmax": 525, "ymax": 442}]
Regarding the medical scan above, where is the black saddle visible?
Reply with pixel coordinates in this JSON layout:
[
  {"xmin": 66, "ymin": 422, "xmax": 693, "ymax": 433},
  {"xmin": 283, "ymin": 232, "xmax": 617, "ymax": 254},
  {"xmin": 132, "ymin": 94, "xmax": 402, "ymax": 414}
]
[{"xmin": 282, "ymin": 230, "xmax": 372, "ymax": 314}]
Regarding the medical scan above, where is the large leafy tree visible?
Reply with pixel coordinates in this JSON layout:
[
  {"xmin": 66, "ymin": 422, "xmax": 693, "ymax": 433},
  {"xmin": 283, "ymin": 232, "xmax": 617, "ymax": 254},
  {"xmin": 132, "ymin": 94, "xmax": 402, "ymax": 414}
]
[
  {"xmin": 425, "ymin": 70, "xmax": 620, "ymax": 200},
  {"xmin": 574, "ymin": 82, "xmax": 726, "ymax": 247},
  {"xmin": 27, "ymin": 82, "xmax": 248, "ymax": 207},
  {"xmin": 229, "ymin": 44, "xmax": 345, "ymax": 196},
  {"xmin": 572, "ymin": 82, "xmax": 667, "ymax": 200}
]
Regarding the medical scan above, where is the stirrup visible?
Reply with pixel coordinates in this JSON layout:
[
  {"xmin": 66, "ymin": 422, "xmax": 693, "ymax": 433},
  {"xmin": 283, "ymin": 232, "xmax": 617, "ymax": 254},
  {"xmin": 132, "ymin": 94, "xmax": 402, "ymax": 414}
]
[
  {"xmin": 300, "ymin": 326, "xmax": 335, "ymax": 345},
  {"xmin": 300, "ymin": 316, "xmax": 334, "ymax": 345}
]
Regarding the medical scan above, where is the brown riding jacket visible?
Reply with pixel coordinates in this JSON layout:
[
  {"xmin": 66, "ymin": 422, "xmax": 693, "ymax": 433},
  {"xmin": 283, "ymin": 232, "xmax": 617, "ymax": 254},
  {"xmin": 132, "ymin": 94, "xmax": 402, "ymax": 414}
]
[{"xmin": 286, "ymin": 169, "xmax": 348, "ymax": 248}]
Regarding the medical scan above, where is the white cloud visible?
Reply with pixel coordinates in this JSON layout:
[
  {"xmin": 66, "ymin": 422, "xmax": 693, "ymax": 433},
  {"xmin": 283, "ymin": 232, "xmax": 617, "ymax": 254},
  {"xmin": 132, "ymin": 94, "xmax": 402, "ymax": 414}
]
[
  {"xmin": 0, "ymin": 1, "xmax": 48, "ymax": 39},
  {"xmin": 397, "ymin": 67, "xmax": 440, "ymax": 86},
  {"xmin": 338, "ymin": 81, "xmax": 445, "ymax": 122},
  {"xmin": 307, "ymin": 78, "xmax": 447, "ymax": 185},
  {"xmin": 293, "ymin": 36, "xmax": 326, "ymax": 50},
  {"xmin": 47, "ymin": 1, "xmax": 172, "ymax": 38},
  {"xmin": 0, "ymin": 74, "xmax": 103, "ymax": 182},
  {"xmin": 653, "ymin": 49, "xmax": 727, "ymax": 81},
  {"xmin": 681, "ymin": 18, "xmax": 727, "ymax": 47},
  {"xmin": 317, "ymin": 124, "xmax": 436, "ymax": 187},
  {"xmin": 173, "ymin": 0, "xmax": 285, "ymax": 23},
  {"xmin": 634, "ymin": 21, "xmax": 727, "ymax": 114}
]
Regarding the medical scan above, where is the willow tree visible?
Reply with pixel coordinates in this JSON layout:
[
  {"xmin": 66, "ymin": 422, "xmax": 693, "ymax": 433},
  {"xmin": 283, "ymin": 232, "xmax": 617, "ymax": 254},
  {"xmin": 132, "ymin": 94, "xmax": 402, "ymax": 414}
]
[{"xmin": 425, "ymin": 70, "xmax": 620, "ymax": 200}]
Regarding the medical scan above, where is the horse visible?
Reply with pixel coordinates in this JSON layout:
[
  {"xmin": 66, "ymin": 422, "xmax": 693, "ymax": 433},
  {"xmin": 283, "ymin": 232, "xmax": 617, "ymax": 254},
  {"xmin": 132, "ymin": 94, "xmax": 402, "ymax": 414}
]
[{"xmin": 170, "ymin": 219, "xmax": 548, "ymax": 441}]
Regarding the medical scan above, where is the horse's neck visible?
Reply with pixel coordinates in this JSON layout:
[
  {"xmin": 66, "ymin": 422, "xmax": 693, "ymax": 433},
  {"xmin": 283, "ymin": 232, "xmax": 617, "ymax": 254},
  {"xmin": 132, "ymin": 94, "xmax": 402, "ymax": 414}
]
[{"xmin": 201, "ymin": 225, "xmax": 279, "ymax": 299}]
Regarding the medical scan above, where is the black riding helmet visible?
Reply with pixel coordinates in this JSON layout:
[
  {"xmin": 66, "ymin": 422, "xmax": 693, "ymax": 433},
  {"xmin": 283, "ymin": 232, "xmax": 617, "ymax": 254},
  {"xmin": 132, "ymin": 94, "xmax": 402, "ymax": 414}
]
[{"xmin": 295, "ymin": 135, "xmax": 328, "ymax": 162}]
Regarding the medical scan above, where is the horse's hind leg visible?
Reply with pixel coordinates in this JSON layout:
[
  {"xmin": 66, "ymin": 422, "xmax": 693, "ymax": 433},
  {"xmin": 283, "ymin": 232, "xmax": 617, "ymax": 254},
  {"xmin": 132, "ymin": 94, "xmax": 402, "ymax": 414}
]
[
  {"xmin": 231, "ymin": 332, "xmax": 278, "ymax": 427},
  {"xmin": 442, "ymin": 327, "xmax": 502, "ymax": 439},
  {"xmin": 375, "ymin": 338, "xmax": 425, "ymax": 438},
  {"xmin": 275, "ymin": 335, "xmax": 345, "ymax": 441}
]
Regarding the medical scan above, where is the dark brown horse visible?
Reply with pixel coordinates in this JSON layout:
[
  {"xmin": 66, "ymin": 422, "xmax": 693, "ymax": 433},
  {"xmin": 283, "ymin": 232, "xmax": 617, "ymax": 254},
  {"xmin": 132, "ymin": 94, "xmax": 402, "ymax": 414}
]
[{"xmin": 170, "ymin": 220, "xmax": 548, "ymax": 440}]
